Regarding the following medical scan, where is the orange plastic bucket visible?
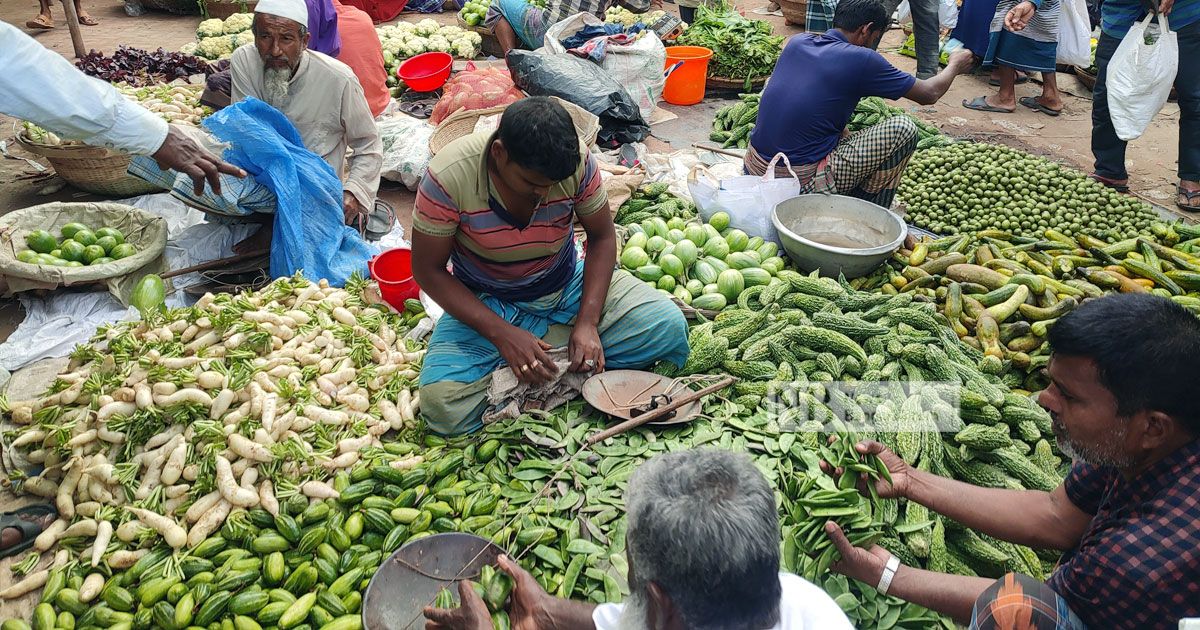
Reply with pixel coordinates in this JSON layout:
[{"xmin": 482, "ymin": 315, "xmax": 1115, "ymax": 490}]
[
  {"xmin": 370, "ymin": 247, "xmax": 421, "ymax": 310},
  {"xmin": 662, "ymin": 46, "xmax": 713, "ymax": 106}
]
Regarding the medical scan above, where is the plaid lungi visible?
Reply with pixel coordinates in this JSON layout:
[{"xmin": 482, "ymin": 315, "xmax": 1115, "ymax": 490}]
[
  {"xmin": 745, "ymin": 115, "xmax": 919, "ymax": 208},
  {"xmin": 971, "ymin": 573, "xmax": 1088, "ymax": 630},
  {"xmin": 806, "ymin": 0, "xmax": 837, "ymax": 32}
]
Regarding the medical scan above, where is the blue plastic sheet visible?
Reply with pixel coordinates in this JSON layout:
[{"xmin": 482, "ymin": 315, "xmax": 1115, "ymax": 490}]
[{"xmin": 201, "ymin": 98, "xmax": 377, "ymax": 287}]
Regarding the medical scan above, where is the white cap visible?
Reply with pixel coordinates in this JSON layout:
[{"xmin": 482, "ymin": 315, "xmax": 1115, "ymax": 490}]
[{"xmin": 255, "ymin": 0, "xmax": 308, "ymax": 28}]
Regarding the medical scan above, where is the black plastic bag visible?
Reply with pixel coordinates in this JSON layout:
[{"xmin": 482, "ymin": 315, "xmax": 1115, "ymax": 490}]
[{"xmin": 507, "ymin": 50, "xmax": 650, "ymax": 146}]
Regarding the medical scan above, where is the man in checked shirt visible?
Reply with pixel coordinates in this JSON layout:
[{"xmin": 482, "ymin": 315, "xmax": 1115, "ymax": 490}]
[{"xmin": 823, "ymin": 293, "xmax": 1200, "ymax": 630}]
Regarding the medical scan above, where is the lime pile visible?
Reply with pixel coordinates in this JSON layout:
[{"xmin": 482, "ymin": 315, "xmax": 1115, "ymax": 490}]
[
  {"xmin": 619, "ymin": 211, "xmax": 787, "ymax": 311},
  {"xmin": 18, "ymin": 222, "xmax": 137, "ymax": 267},
  {"xmin": 458, "ymin": 0, "xmax": 490, "ymax": 25}
]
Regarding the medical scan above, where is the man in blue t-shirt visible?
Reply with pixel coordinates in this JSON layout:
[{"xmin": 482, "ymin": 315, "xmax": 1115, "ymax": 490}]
[
  {"xmin": 1090, "ymin": 0, "xmax": 1199, "ymax": 211},
  {"xmin": 746, "ymin": 0, "xmax": 974, "ymax": 208}
]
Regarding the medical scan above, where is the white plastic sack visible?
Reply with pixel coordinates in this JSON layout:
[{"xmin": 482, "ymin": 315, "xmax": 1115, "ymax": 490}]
[
  {"xmin": 1056, "ymin": 0, "xmax": 1092, "ymax": 67},
  {"xmin": 544, "ymin": 13, "xmax": 667, "ymax": 122},
  {"xmin": 896, "ymin": 0, "xmax": 911, "ymax": 26},
  {"xmin": 379, "ymin": 113, "xmax": 435, "ymax": 191},
  {"xmin": 939, "ymin": 0, "xmax": 958, "ymax": 29},
  {"xmin": 688, "ymin": 154, "xmax": 802, "ymax": 246},
  {"xmin": 1108, "ymin": 13, "xmax": 1179, "ymax": 141}
]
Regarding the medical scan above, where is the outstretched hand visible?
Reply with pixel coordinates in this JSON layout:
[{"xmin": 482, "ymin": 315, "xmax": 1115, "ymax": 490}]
[
  {"xmin": 151, "ymin": 125, "xmax": 244, "ymax": 196},
  {"xmin": 819, "ymin": 440, "xmax": 913, "ymax": 500},
  {"xmin": 824, "ymin": 522, "xmax": 895, "ymax": 585},
  {"xmin": 424, "ymin": 580, "xmax": 492, "ymax": 630}
]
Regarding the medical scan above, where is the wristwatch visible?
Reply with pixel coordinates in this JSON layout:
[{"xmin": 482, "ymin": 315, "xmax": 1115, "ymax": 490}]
[{"xmin": 876, "ymin": 554, "xmax": 901, "ymax": 595}]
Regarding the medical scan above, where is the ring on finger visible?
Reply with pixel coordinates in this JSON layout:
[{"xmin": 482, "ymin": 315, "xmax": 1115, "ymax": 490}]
[
  {"xmin": 584, "ymin": 359, "xmax": 596, "ymax": 368},
  {"xmin": 520, "ymin": 364, "xmax": 530, "ymax": 372},
  {"xmin": 531, "ymin": 360, "xmax": 541, "ymax": 369}
]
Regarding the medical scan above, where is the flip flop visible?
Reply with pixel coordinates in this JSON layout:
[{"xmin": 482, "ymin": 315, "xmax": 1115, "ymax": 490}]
[
  {"xmin": 1089, "ymin": 173, "xmax": 1130, "ymax": 193},
  {"xmin": 365, "ymin": 200, "xmax": 397, "ymax": 241},
  {"xmin": 0, "ymin": 504, "xmax": 57, "ymax": 559},
  {"xmin": 25, "ymin": 15, "xmax": 54, "ymax": 29},
  {"xmin": 1019, "ymin": 96, "xmax": 1061, "ymax": 117},
  {"xmin": 78, "ymin": 14, "xmax": 99, "ymax": 25},
  {"xmin": 963, "ymin": 96, "xmax": 1015, "ymax": 113},
  {"xmin": 989, "ymin": 74, "xmax": 1031, "ymax": 86},
  {"xmin": 1177, "ymin": 186, "xmax": 1200, "ymax": 212}
]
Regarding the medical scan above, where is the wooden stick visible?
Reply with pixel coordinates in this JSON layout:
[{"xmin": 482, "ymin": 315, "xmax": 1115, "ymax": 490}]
[
  {"xmin": 585, "ymin": 376, "xmax": 736, "ymax": 445},
  {"xmin": 691, "ymin": 143, "xmax": 746, "ymax": 159},
  {"xmin": 160, "ymin": 249, "xmax": 270, "ymax": 280},
  {"xmin": 59, "ymin": 0, "xmax": 87, "ymax": 58}
]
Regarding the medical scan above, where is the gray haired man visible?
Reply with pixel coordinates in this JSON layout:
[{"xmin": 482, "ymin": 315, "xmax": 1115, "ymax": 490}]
[{"xmin": 424, "ymin": 449, "xmax": 854, "ymax": 630}]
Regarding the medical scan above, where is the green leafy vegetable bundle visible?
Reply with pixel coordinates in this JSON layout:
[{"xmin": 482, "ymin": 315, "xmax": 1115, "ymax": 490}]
[{"xmin": 677, "ymin": 1, "xmax": 782, "ymax": 81}]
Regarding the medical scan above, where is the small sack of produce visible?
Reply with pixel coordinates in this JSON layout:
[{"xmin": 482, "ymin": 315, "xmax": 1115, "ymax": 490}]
[
  {"xmin": 507, "ymin": 50, "xmax": 649, "ymax": 146},
  {"xmin": 430, "ymin": 63, "xmax": 524, "ymax": 125}
]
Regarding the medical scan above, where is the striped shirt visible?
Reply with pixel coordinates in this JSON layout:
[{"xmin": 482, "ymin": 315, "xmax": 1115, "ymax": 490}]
[
  {"xmin": 1102, "ymin": 0, "xmax": 1200, "ymax": 38},
  {"xmin": 413, "ymin": 131, "xmax": 607, "ymax": 302}
]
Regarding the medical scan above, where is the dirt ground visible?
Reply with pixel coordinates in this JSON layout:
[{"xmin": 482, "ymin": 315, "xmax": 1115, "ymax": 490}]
[{"xmin": 0, "ymin": 0, "xmax": 1189, "ymax": 346}]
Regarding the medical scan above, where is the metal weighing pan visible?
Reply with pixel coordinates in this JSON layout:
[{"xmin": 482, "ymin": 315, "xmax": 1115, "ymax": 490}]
[
  {"xmin": 362, "ymin": 533, "xmax": 505, "ymax": 630},
  {"xmin": 580, "ymin": 370, "xmax": 703, "ymax": 427}
]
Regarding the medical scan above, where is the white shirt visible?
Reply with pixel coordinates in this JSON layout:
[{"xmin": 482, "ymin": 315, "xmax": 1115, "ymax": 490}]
[
  {"xmin": 0, "ymin": 22, "xmax": 169, "ymax": 156},
  {"xmin": 230, "ymin": 44, "xmax": 382, "ymax": 209},
  {"xmin": 592, "ymin": 573, "xmax": 856, "ymax": 630}
]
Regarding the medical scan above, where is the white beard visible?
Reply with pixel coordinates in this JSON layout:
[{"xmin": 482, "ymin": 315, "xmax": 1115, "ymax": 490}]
[
  {"xmin": 263, "ymin": 67, "xmax": 291, "ymax": 108},
  {"xmin": 617, "ymin": 592, "xmax": 652, "ymax": 630}
]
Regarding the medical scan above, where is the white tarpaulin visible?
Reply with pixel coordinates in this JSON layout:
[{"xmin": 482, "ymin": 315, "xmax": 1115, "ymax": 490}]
[{"xmin": 0, "ymin": 193, "xmax": 407, "ymax": 372}]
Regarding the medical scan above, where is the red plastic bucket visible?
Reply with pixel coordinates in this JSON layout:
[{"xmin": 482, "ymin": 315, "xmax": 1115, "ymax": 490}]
[{"xmin": 370, "ymin": 247, "xmax": 421, "ymax": 310}]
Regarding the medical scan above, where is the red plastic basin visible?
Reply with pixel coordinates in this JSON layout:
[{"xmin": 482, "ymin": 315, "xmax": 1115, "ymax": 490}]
[
  {"xmin": 397, "ymin": 52, "xmax": 453, "ymax": 92},
  {"xmin": 370, "ymin": 247, "xmax": 421, "ymax": 310}
]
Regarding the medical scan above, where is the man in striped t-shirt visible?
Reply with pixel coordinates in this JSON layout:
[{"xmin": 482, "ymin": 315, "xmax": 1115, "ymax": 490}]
[{"xmin": 411, "ymin": 97, "xmax": 689, "ymax": 435}]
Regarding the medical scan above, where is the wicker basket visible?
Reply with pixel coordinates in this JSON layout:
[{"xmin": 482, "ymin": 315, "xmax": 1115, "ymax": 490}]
[
  {"xmin": 456, "ymin": 15, "xmax": 504, "ymax": 58},
  {"xmin": 428, "ymin": 97, "xmax": 601, "ymax": 156},
  {"xmin": 202, "ymin": 0, "xmax": 257, "ymax": 19},
  {"xmin": 16, "ymin": 134, "xmax": 165, "ymax": 198},
  {"xmin": 706, "ymin": 74, "xmax": 769, "ymax": 92},
  {"xmin": 776, "ymin": 0, "xmax": 808, "ymax": 27}
]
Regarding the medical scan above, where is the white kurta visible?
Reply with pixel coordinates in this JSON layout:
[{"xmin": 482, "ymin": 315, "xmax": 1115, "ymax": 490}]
[
  {"xmin": 230, "ymin": 45, "xmax": 382, "ymax": 209},
  {"xmin": 0, "ymin": 21, "xmax": 168, "ymax": 155}
]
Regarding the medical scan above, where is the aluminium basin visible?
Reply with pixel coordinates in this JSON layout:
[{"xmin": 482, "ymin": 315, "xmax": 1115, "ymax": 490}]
[{"xmin": 771, "ymin": 194, "xmax": 907, "ymax": 278}]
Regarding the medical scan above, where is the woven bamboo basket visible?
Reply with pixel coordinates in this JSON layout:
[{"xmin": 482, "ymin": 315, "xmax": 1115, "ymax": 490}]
[
  {"xmin": 142, "ymin": 0, "xmax": 202, "ymax": 14},
  {"xmin": 201, "ymin": 0, "xmax": 257, "ymax": 19},
  {"xmin": 456, "ymin": 14, "xmax": 504, "ymax": 57},
  {"xmin": 776, "ymin": 0, "xmax": 808, "ymax": 27},
  {"xmin": 16, "ymin": 134, "xmax": 164, "ymax": 198},
  {"xmin": 428, "ymin": 97, "xmax": 601, "ymax": 156}
]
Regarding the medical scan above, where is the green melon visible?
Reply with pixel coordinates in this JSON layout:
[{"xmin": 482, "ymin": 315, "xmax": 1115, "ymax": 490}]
[{"xmin": 25, "ymin": 230, "xmax": 57, "ymax": 254}]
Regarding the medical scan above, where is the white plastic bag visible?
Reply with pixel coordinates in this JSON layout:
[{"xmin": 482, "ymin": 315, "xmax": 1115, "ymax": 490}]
[
  {"xmin": 544, "ymin": 13, "xmax": 666, "ymax": 122},
  {"xmin": 377, "ymin": 113, "xmax": 435, "ymax": 191},
  {"xmin": 1107, "ymin": 13, "xmax": 1179, "ymax": 141},
  {"xmin": 939, "ymin": 0, "xmax": 958, "ymax": 29},
  {"xmin": 896, "ymin": 0, "xmax": 911, "ymax": 26},
  {"xmin": 688, "ymin": 154, "xmax": 802, "ymax": 246},
  {"xmin": 1056, "ymin": 0, "xmax": 1092, "ymax": 67}
]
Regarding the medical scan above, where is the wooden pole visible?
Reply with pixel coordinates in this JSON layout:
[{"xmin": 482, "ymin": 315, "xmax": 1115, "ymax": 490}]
[
  {"xmin": 59, "ymin": 0, "xmax": 87, "ymax": 58},
  {"xmin": 585, "ymin": 376, "xmax": 736, "ymax": 445}
]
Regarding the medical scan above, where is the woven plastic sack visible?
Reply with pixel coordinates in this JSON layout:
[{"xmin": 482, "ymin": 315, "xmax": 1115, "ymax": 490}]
[
  {"xmin": 1108, "ymin": 12, "xmax": 1178, "ymax": 141},
  {"xmin": 379, "ymin": 113, "xmax": 436, "ymax": 191},
  {"xmin": 201, "ymin": 98, "xmax": 377, "ymax": 287},
  {"xmin": 430, "ymin": 63, "xmax": 524, "ymax": 125},
  {"xmin": 544, "ymin": 13, "xmax": 666, "ymax": 122},
  {"xmin": 0, "ymin": 201, "xmax": 167, "ymax": 303}
]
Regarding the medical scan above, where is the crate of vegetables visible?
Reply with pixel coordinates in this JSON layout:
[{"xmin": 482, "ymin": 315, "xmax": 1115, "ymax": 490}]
[{"xmin": 0, "ymin": 202, "xmax": 168, "ymax": 298}]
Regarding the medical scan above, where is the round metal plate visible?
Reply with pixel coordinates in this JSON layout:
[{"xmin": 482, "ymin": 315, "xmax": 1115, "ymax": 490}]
[
  {"xmin": 362, "ymin": 533, "xmax": 505, "ymax": 630},
  {"xmin": 580, "ymin": 370, "xmax": 702, "ymax": 427}
]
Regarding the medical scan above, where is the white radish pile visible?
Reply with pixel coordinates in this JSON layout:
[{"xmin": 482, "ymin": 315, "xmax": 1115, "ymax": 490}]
[
  {"xmin": 1, "ymin": 274, "xmax": 424, "ymax": 585},
  {"xmin": 116, "ymin": 83, "xmax": 211, "ymax": 126}
]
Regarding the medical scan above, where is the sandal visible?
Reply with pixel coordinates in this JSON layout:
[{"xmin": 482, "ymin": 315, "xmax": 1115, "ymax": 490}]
[
  {"xmin": 963, "ymin": 95, "xmax": 1015, "ymax": 113},
  {"xmin": 1089, "ymin": 173, "xmax": 1130, "ymax": 193},
  {"xmin": 1178, "ymin": 185, "xmax": 1200, "ymax": 212},
  {"xmin": 78, "ymin": 14, "xmax": 99, "ymax": 25},
  {"xmin": 25, "ymin": 15, "xmax": 54, "ymax": 29},
  {"xmin": 1019, "ymin": 96, "xmax": 1062, "ymax": 117},
  {"xmin": 0, "ymin": 504, "xmax": 57, "ymax": 559}
]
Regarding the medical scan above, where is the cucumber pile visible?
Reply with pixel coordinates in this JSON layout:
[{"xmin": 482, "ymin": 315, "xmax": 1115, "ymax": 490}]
[
  {"xmin": 619, "ymin": 210, "xmax": 786, "ymax": 311},
  {"xmin": 709, "ymin": 93, "xmax": 759, "ymax": 150},
  {"xmin": 613, "ymin": 182, "xmax": 696, "ymax": 225},
  {"xmin": 849, "ymin": 97, "xmax": 953, "ymax": 151},
  {"xmin": 899, "ymin": 142, "xmax": 1158, "ymax": 238}
]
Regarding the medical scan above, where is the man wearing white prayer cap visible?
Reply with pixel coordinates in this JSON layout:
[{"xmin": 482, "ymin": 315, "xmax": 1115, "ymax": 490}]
[{"xmin": 228, "ymin": 0, "xmax": 385, "ymax": 252}]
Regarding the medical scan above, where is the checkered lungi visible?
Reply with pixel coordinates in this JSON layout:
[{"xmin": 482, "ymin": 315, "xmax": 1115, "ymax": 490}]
[
  {"xmin": 970, "ymin": 573, "xmax": 1088, "ymax": 630},
  {"xmin": 806, "ymin": 0, "xmax": 837, "ymax": 33},
  {"xmin": 744, "ymin": 115, "xmax": 919, "ymax": 209}
]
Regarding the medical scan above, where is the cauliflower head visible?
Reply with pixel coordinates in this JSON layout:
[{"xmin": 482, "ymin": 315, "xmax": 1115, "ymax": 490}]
[
  {"xmin": 415, "ymin": 19, "xmax": 439, "ymax": 36},
  {"xmin": 223, "ymin": 12, "xmax": 254, "ymax": 34},
  {"xmin": 180, "ymin": 41, "xmax": 199, "ymax": 56},
  {"xmin": 452, "ymin": 40, "xmax": 477, "ymax": 58},
  {"xmin": 233, "ymin": 30, "xmax": 255, "ymax": 47},
  {"xmin": 197, "ymin": 18, "xmax": 225, "ymax": 38},
  {"xmin": 196, "ymin": 34, "xmax": 235, "ymax": 59}
]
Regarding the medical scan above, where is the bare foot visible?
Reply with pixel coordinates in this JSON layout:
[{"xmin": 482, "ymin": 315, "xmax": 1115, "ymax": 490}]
[
  {"xmin": 232, "ymin": 223, "xmax": 273, "ymax": 255},
  {"xmin": 0, "ymin": 510, "xmax": 56, "ymax": 552},
  {"xmin": 985, "ymin": 93, "xmax": 1016, "ymax": 110}
]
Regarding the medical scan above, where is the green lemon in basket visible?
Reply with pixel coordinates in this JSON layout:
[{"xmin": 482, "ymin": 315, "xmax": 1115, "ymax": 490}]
[
  {"xmin": 72, "ymin": 229, "xmax": 97, "ymax": 247},
  {"xmin": 95, "ymin": 236, "xmax": 119, "ymax": 255},
  {"xmin": 60, "ymin": 240, "xmax": 86, "ymax": 262},
  {"xmin": 24, "ymin": 230, "xmax": 57, "ymax": 254},
  {"xmin": 60, "ymin": 222, "xmax": 88, "ymax": 240},
  {"xmin": 91, "ymin": 257, "xmax": 114, "ymax": 266},
  {"xmin": 16, "ymin": 250, "xmax": 39, "ymax": 264},
  {"xmin": 94, "ymin": 227, "xmax": 125, "ymax": 245},
  {"xmin": 708, "ymin": 211, "xmax": 731, "ymax": 232},
  {"xmin": 49, "ymin": 249, "xmax": 62, "ymax": 259},
  {"xmin": 82, "ymin": 244, "xmax": 106, "ymax": 264},
  {"xmin": 46, "ymin": 257, "xmax": 70, "ymax": 267},
  {"xmin": 65, "ymin": 261, "xmax": 85, "ymax": 267},
  {"xmin": 110, "ymin": 243, "xmax": 138, "ymax": 260}
]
